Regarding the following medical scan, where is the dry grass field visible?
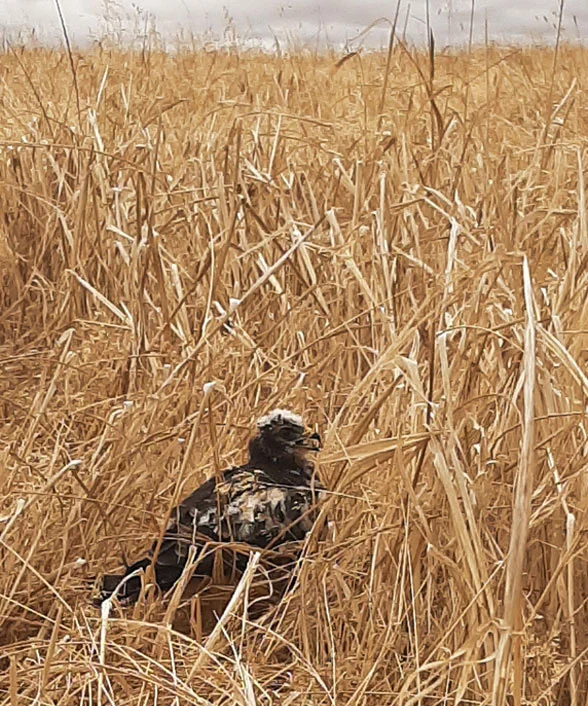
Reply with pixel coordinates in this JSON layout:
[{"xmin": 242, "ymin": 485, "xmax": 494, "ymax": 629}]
[{"xmin": 0, "ymin": 38, "xmax": 587, "ymax": 705}]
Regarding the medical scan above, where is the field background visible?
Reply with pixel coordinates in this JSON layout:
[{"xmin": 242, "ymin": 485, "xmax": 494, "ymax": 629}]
[{"xmin": 0, "ymin": 38, "xmax": 587, "ymax": 705}]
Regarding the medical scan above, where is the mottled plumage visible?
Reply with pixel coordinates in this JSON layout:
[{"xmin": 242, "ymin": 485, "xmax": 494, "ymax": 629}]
[{"xmin": 98, "ymin": 409, "xmax": 325, "ymax": 604}]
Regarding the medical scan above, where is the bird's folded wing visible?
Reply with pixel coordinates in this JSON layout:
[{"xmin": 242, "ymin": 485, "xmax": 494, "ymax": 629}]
[{"xmin": 155, "ymin": 467, "xmax": 324, "ymax": 558}]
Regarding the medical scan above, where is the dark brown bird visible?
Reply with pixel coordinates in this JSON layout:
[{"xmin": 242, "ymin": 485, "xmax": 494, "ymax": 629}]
[{"xmin": 98, "ymin": 409, "xmax": 325, "ymax": 604}]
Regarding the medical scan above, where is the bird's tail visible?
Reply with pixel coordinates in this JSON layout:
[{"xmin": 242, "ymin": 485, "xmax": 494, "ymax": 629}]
[
  {"xmin": 97, "ymin": 558, "xmax": 184, "ymax": 606},
  {"xmin": 97, "ymin": 558, "xmax": 150, "ymax": 605}
]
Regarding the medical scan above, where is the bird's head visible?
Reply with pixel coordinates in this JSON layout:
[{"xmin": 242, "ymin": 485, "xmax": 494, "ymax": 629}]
[{"xmin": 248, "ymin": 408, "xmax": 321, "ymax": 472}]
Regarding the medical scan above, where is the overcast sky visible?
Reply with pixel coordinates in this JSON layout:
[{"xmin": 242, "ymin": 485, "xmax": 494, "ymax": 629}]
[{"xmin": 1, "ymin": 1, "xmax": 585, "ymax": 48}]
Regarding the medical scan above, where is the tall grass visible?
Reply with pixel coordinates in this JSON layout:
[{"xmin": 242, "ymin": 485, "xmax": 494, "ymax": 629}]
[{"xmin": 0, "ymin": 40, "xmax": 586, "ymax": 705}]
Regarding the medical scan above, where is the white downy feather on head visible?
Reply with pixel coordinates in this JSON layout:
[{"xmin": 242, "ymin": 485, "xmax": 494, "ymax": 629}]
[{"xmin": 256, "ymin": 408, "xmax": 304, "ymax": 429}]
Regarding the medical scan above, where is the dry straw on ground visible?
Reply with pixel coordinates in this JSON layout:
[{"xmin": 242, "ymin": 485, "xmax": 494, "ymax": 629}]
[{"xmin": 0, "ymin": 37, "xmax": 586, "ymax": 705}]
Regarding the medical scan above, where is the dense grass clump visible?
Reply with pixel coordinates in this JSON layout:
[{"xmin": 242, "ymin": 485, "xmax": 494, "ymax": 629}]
[{"xmin": 0, "ymin": 40, "xmax": 586, "ymax": 704}]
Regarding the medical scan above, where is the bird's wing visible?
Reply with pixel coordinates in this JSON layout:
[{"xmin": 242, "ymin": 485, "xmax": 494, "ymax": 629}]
[
  {"xmin": 151, "ymin": 467, "xmax": 325, "ymax": 568},
  {"xmin": 147, "ymin": 469, "xmax": 230, "ymax": 568}
]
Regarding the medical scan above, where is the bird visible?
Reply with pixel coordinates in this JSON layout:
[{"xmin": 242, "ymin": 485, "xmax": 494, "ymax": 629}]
[{"xmin": 97, "ymin": 408, "xmax": 325, "ymax": 605}]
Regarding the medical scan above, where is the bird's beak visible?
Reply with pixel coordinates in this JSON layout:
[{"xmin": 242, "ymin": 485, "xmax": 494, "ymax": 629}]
[{"xmin": 296, "ymin": 429, "xmax": 322, "ymax": 452}]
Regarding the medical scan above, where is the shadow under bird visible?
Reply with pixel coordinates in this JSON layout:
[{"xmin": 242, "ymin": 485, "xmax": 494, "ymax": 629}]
[{"xmin": 97, "ymin": 408, "xmax": 325, "ymax": 605}]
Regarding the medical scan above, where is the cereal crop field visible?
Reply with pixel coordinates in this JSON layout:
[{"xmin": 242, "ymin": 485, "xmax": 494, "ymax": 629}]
[{"xmin": 0, "ymin": 39, "xmax": 587, "ymax": 705}]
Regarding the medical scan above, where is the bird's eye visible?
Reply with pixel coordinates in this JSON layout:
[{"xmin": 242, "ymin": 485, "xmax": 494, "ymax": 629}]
[{"xmin": 281, "ymin": 427, "xmax": 301, "ymax": 441}]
